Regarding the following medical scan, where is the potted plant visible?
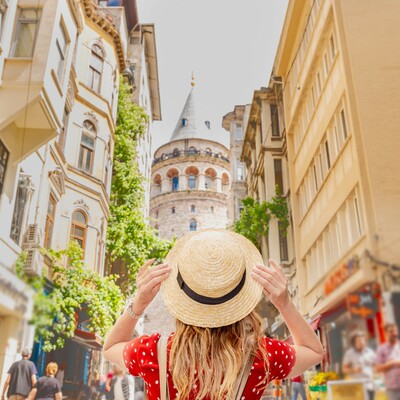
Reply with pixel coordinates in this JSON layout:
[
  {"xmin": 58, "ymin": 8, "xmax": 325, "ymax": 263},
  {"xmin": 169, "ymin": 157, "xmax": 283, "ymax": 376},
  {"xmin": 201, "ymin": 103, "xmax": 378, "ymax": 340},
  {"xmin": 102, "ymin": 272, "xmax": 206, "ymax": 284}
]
[{"xmin": 308, "ymin": 372, "xmax": 339, "ymax": 400}]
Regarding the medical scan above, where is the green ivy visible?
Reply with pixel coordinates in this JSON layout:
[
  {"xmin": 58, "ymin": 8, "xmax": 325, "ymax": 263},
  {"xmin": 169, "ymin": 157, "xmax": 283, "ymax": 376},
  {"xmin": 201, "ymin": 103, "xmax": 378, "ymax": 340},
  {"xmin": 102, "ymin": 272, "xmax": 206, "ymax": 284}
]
[
  {"xmin": 17, "ymin": 242, "xmax": 124, "ymax": 352},
  {"xmin": 233, "ymin": 186, "xmax": 289, "ymax": 250},
  {"xmin": 107, "ymin": 77, "xmax": 173, "ymax": 292}
]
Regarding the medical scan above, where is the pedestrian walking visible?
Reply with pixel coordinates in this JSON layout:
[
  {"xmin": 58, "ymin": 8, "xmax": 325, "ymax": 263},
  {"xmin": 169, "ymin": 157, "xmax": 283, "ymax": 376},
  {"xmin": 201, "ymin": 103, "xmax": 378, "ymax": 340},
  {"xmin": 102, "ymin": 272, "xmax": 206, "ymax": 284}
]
[
  {"xmin": 291, "ymin": 375, "xmax": 306, "ymax": 400},
  {"xmin": 376, "ymin": 323, "xmax": 400, "ymax": 400},
  {"xmin": 1, "ymin": 348, "xmax": 37, "ymax": 400},
  {"xmin": 26, "ymin": 362, "xmax": 62, "ymax": 400},
  {"xmin": 103, "ymin": 229, "xmax": 324, "ymax": 400},
  {"xmin": 342, "ymin": 331, "xmax": 376, "ymax": 400},
  {"xmin": 107, "ymin": 365, "xmax": 134, "ymax": 400}
]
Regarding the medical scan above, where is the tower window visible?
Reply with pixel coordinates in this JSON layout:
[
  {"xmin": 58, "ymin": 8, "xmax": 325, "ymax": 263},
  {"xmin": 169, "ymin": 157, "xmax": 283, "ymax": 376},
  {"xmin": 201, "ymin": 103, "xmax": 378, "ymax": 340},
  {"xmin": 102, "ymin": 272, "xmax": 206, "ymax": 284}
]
[
  {"xmin": 188, "ymin": 175, "xmax": 196, "ymax": 189},
  {"xmin": 181, "ymin": 118, "xmax": 188, "ymax": 126},
  {"xmin": 171, "ymin": 207, "xmax": 176, "ymax": 214},
  {"xmin": 191, "ymin": 205, "xmax": 195, "ymax": 212},
  {"xmin": 188, "ymin": 146, "xmax": 196, "ymax": 155},
  {"xmin": 190, "ymin": 219, "xmax": 197, "ymax": 231},
  {"xmin": 211, "ymin": 206, "xmax": 214, "ymax": 213},
  {"xmin": 172, "ymin": 176, "xmax": 179, "ymax": 191}
]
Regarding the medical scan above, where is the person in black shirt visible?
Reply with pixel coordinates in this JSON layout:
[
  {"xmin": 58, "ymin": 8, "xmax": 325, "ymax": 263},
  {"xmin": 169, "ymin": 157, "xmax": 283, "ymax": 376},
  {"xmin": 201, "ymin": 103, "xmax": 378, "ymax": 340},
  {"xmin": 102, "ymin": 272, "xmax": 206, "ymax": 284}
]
[
  {"xmin": 27, "ymin": 362, "xmax": 62, "ymax": 400},
  {"xmin": 1, "ymin": 348, "xmax": 37, "ymax": 400}
]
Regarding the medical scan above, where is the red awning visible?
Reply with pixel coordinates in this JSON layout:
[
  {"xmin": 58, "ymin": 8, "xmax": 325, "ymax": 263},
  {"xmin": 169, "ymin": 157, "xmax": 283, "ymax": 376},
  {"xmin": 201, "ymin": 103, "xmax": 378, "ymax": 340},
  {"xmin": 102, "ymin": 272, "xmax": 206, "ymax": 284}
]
[{"xmin": 310, "ymin": 316, "xmax": 321, "ymax": 331}]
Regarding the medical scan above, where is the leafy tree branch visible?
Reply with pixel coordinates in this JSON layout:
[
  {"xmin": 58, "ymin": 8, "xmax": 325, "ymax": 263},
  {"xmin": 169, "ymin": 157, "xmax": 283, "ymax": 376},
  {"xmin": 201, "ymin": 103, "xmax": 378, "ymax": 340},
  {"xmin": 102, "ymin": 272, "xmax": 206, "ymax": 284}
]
[{"xmin": 233, "ymin": 186, "xmax": 289, "ymax": 250}]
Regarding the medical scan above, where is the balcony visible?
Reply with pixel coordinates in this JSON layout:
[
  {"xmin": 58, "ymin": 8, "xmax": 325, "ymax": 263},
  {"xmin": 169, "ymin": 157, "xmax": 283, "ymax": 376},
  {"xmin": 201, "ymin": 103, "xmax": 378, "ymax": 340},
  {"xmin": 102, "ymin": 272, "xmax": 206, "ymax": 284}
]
[{"xmin": 152, "ymin": 149, "xmax": 230, "ymax": 166}]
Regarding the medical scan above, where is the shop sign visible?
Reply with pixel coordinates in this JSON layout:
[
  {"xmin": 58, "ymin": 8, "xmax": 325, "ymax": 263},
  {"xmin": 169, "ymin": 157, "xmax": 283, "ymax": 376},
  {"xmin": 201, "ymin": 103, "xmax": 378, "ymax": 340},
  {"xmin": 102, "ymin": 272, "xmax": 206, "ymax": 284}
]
[
  {"xmin": 324, "ymin": 256, "xmax": 359, "ymax": 296},
  {"xmin": 347, "ymin": 290, "xmax": 379, "ymax": 318}
]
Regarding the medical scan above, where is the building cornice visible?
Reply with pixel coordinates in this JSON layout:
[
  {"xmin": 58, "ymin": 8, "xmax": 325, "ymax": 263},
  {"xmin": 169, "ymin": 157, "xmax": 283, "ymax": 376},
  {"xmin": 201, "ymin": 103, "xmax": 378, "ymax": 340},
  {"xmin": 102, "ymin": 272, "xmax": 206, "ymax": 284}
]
[
  {"xmin": 142, "ymin": 24, "xmax": 162, "ymax": 121},
  {"xmin": 81, "ymin": 0, "xmax": 126, "ymax": 71},
  {"xmin": 75, "ymin": 84, "xmax": 116, "ymax": 138},
  {"xmin": 66, "ymin": 164, "xmax": 110, "ymax": 215},
  {"xmin": 150, "ymin": 190, "xmax": 228, "ymax": 206},
  {"xmin": 152, "ymin": 154, "xmax": 230, "ymax": 173},
  {"xmin": 67, "ymin": 0, "xmax": 84, "ymax": 33}
]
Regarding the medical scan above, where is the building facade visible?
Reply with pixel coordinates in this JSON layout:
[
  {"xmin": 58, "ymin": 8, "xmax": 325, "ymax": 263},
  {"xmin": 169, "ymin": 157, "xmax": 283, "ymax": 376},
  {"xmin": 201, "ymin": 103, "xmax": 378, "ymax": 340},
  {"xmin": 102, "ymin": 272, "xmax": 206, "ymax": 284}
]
[
  {"xmin": 222, "ymin": 105, "xmax": 248, "ymax": 224},
  {"xmin": 237, "ymin": 86, "xmax": 298, "ymax": 337},
  {"xmin": 127, "ymin": 22, "xmax": 161, "ymax": 217},
  {"xmin": 274, "ymin": 0, "xmax": 400, "ymax": 372},
  {"xmin": 0, "ymin": 0, "xmax": 133, "ymax": 393}
]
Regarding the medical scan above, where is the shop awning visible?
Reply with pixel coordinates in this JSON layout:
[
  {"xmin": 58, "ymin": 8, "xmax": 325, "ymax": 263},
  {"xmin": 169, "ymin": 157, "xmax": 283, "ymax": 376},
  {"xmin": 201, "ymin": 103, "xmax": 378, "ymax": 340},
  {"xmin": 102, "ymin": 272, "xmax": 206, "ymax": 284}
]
[
  {"xmin": 309, "ymin": 267, "xmax": 373, "ymax": 319},
  {"xmin": 72, "ymin": 329, "xmax": 103, "ymax": 350},
  {"xmin": 309, "ymin": 316, "xmax": 321, "ymax": 330}
]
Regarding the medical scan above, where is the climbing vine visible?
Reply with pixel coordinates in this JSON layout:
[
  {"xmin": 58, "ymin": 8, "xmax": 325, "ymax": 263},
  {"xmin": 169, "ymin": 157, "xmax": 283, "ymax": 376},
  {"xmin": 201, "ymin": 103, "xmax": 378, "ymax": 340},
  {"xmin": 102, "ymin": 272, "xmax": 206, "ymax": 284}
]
[
  {"xmin": 233, "ymin": 186, "xmax": 289, "ymax": 250},
  {"xmin": 17, "ymin": 242, "xmax": 124, "ymax": 352},
  {"xmin": 107, "ymin": 77, "xmax": 173, "ymax": 291}
]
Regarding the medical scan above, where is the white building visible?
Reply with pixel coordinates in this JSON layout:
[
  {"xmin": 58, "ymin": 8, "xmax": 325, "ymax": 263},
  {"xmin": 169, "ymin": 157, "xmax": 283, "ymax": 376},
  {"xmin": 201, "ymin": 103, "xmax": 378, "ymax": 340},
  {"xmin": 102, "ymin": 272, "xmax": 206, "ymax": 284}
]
[
  {"xmin": 127, "ymin": 23, "xmax": 161, "ymax": 217},
  {"xmin": 0, "ymin": 0, "xmax": 132, "ymax": 393}
]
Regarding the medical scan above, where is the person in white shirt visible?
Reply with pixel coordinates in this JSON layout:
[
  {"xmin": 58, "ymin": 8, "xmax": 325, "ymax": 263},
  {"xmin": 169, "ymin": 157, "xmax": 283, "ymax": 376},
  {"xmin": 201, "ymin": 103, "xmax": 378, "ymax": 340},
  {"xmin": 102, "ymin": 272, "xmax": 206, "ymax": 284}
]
[
  {"xmin": 342, "ymin": 331, "xmax": 376, "ymax": 400},
  {"xmin": 108, "ymin": 365, "xmax": 134, "ymax": 400}
]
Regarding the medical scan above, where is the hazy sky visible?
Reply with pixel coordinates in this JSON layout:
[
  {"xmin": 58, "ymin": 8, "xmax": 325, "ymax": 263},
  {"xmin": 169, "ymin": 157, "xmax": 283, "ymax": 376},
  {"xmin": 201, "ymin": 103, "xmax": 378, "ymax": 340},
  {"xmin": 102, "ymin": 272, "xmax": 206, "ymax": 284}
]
[{"xmin": 136, "ymin": 0, "xmax": 289, "ymax": 153}]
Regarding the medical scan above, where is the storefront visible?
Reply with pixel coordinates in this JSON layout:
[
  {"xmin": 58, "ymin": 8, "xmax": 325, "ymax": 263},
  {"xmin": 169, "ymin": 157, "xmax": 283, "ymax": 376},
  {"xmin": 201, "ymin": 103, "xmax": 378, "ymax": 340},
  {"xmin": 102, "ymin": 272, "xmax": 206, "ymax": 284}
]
[
  {"xmin": 310, "ymin": 258, "xmax": 385, "ymax": 374},
  {"xmin": 32, "ymin": 309, "xmax": 103, "ymax": 399}
]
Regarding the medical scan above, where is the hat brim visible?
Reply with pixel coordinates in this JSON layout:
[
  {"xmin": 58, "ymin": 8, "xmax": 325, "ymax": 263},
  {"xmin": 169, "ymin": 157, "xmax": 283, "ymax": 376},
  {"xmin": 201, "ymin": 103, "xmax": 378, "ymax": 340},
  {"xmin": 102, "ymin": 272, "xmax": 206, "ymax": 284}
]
[{"xmin": 161, "ymin": 230, "xmax": 264, "ymax": 328}]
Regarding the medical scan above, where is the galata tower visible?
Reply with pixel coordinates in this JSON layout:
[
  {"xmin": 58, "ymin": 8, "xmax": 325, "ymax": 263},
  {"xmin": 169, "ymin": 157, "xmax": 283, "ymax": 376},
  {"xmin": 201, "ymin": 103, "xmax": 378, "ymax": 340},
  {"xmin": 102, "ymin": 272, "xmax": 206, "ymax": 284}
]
[
  {"xmin": 142, "ymin": 83, "xmax": 231, "ymax": 335},
  {"xmin": 149, "ymin": 83, "xmax": 230, "ymax": 240}
]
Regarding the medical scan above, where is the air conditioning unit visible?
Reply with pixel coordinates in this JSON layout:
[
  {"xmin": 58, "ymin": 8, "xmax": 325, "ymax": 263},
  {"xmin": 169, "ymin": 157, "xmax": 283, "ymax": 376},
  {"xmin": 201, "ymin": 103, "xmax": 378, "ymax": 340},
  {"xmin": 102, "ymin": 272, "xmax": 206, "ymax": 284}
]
[
  {"xmin": 24, "ymin": 248, "xmax": 43, "ymax": 277},
  {"xmin": 23, "ymin": 224, "xmax": 41, "ymax": 248}
]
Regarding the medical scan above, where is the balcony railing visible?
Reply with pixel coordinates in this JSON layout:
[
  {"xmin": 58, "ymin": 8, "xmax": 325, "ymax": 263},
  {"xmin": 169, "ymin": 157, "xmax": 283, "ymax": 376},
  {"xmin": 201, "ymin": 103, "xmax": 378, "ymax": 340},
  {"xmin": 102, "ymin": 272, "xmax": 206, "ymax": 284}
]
[{"xmin": 152, "ymin": 149, "xmax": 230, "ymax": 166}]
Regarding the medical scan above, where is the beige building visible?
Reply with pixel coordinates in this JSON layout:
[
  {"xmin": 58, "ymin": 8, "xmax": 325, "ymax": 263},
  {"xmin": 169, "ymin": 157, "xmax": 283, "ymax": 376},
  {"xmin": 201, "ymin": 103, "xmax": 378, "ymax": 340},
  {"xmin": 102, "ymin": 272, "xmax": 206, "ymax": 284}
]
[
  {"xmin": 0, "ymin": 0, "xmax": 132, "ymax": 392},
  {"xmin": 273, "ymin": 0, "xmax": 400, "ymax": 370},
  {"xmin": 237, "ymin": 86, "xmax": 298, "ymax": 336},
  {"xmin": 222, "ymin": 105, "xmax": 248, "ymax": 224}
]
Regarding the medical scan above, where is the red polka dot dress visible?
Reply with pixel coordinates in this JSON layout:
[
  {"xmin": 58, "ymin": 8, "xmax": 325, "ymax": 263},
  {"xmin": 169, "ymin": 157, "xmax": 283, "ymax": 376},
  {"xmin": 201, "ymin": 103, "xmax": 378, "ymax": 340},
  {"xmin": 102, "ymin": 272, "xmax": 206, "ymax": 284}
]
[{"xmin": 123, "ymin": 333, "xmax": 296, "ymax": 400}]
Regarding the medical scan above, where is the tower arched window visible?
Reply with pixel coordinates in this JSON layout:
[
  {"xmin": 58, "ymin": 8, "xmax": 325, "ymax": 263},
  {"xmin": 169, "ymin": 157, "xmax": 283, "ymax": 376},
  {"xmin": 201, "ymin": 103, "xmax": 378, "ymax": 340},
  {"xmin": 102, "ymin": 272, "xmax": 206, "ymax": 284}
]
[
  {"xmin": 70, "ymin": 210, "xmax": 87, "ymax": 252},
  {"xmin": 78, "ymin": 120, "xmax": 96, "ymax": 174},
  {"xmin": 173, "ymin": 148, "xmax": 180, "ymax": 156},
  {"xmin": 188, "ymin": 175, "xmax": 196, "ymax": 189},
  {"xmin": 172, "ymin": 176, "xmax": 179, "ymax": 191},
  {"xmin": 87, "ymin": 44, "xmax": 104, "ymax": 93},
  {"xmin": 188, "ymin": 146, "xmax": 196, "ymax": 155},
  {"xmin": 189, "ymin": 219, "xmax": 197, "ymax": 231},
  {"xmin": 191, "ymin": 205, "xmax": 195, "ymax": 212}
]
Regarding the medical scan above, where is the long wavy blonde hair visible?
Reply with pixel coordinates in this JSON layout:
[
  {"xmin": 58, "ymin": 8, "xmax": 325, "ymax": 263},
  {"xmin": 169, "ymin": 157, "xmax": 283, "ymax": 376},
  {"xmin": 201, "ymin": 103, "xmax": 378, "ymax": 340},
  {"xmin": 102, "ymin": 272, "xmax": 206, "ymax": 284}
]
[{"xmin": 169, "ymin": 310, "xmax": 269, "ymax": 400}]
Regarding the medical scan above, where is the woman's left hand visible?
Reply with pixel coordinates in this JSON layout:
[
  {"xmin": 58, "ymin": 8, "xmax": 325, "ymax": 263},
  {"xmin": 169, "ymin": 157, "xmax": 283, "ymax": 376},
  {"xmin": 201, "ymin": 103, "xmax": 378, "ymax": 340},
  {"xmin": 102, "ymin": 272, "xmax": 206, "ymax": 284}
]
[
  {"xmin": 134, "ymin": 259, "xmax": 171, "ymax": 312},
  {"xmin": 251, "ymin": 259, "xmax": 290, "ymax": 310}
]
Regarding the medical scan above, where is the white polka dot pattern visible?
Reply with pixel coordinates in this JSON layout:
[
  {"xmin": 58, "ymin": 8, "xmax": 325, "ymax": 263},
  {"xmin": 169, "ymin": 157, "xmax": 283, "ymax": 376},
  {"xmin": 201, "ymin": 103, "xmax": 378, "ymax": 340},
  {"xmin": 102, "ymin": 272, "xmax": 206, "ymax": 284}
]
[{"xmin": 123, "ymin": 334, "xmax": 296, "ymax": 400}]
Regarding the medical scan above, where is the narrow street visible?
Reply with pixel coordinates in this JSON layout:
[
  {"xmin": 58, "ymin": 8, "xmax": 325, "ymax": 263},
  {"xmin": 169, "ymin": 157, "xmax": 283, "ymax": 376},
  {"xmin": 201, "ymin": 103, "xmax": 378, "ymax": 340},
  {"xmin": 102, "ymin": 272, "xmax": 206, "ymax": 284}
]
[{"xmin": 0, "ymin": 1, "xmax": 399, "ymax": 400}]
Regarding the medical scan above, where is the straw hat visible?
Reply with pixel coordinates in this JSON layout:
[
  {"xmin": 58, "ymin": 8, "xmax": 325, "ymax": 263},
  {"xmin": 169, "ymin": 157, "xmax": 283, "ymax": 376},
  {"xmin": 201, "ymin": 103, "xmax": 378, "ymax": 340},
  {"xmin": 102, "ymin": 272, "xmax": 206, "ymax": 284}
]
[{"xmin": 161, "ymin": 229, "xmax": 264, "ymax": 328}]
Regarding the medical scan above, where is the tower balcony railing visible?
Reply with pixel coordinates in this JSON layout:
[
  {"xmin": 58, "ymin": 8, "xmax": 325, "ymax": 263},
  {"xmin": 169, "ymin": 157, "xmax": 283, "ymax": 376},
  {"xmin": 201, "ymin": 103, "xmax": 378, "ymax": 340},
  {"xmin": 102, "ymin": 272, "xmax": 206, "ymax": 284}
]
[{"xmin": 152, "ymin": 149, "xmax": 230, "ymax": 166}]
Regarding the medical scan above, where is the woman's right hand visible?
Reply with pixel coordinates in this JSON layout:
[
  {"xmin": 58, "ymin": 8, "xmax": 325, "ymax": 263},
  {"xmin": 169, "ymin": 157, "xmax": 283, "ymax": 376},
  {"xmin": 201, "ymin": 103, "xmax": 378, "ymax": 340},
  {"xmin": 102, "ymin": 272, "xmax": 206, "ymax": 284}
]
[{"xmin": 133, "ymin": 259, "xmax": 171, "ymax": 313}]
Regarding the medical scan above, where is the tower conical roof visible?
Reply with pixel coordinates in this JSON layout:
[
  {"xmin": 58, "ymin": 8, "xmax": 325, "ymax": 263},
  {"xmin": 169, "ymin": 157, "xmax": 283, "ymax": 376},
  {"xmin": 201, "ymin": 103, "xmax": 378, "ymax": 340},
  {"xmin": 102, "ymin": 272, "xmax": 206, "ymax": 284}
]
[{"xmin": 170, "ymin": 87, "xmax": 199, "ymax": 141}]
